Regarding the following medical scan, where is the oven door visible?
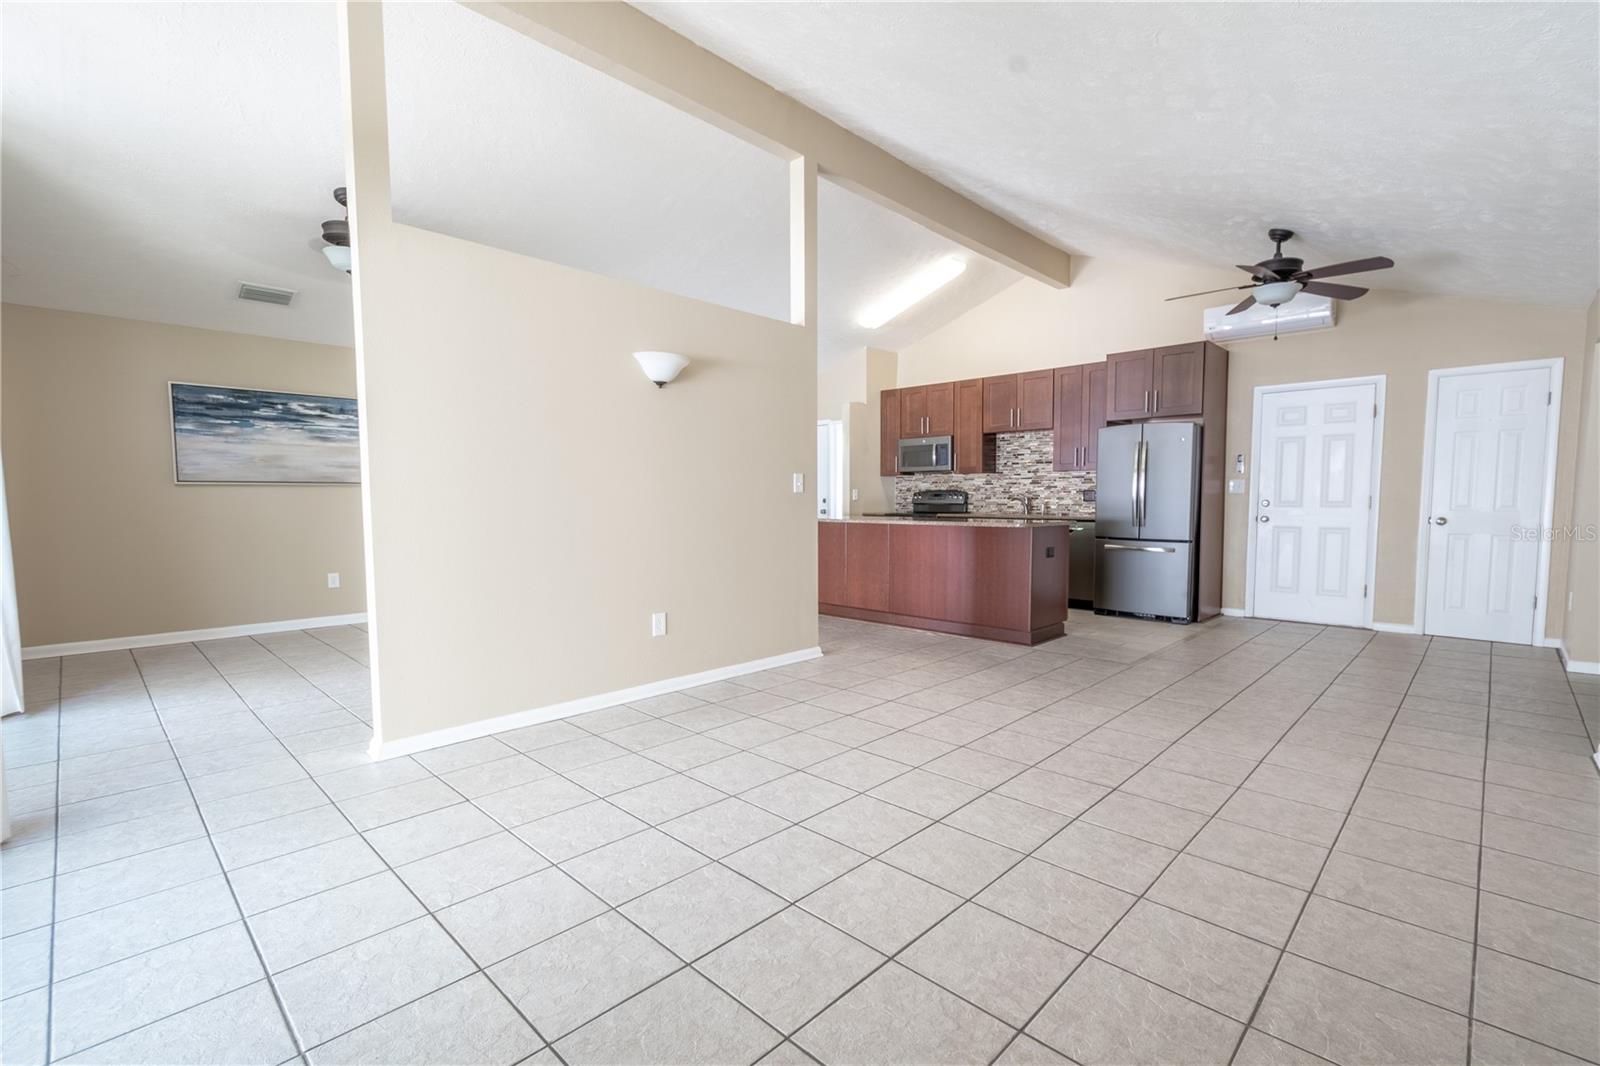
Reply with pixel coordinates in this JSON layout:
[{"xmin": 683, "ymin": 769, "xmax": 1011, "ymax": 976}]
[{"xmin": 898, "ymin": 436, "xmax": 952, "ymax": 473}]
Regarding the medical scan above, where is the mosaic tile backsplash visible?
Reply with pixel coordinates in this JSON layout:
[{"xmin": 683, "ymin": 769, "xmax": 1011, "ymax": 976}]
[{"xmin": 891, "ymin": 430, "xmax": 1096, "ymax": 517}]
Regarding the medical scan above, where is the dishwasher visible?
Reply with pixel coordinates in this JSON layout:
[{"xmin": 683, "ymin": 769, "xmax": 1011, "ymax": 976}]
[{"xmin": 1068, "ymin": 520, "xmax": 1096, "ymax": 608}]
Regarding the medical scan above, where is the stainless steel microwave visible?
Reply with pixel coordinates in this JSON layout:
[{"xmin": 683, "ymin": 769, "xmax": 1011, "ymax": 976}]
[{"xmin": 897, "ymin": 435, "xmax": 953, "ymax": 473}]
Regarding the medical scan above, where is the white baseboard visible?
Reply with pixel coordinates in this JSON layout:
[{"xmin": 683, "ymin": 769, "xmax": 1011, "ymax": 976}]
[
  {"xmin": 371, "ymin": 645, "xmax": 826, "ymax": 760},
  {"xmin": 21, "ymin": 613, "xmax": 369, "ymax": 660},
  {"xmin": 1556, "ymin": 640, "xmax": 1600, "ymax": 675},
  {"xmin": 1371, "ymin": 621, "xmax": 1422, "ymax": 635},
  {"xmin": 1219, "ymin": 607, "xmax": 1246, "ymax": 618}
]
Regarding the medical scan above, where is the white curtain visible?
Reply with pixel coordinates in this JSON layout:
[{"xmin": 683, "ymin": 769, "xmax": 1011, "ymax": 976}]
[
  {"xmin": 0, "ymin": 457, "xmax": 20, "ymax": 842},
  {"xmin": 0, "ymin": 456, "xmax": 20, "ymax": 720}
]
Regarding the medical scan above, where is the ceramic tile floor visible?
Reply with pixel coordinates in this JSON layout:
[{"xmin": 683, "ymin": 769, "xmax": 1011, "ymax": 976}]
[{"xmin": 3, "ymin": 614, "xmax": 1598, "ymax": 1066}]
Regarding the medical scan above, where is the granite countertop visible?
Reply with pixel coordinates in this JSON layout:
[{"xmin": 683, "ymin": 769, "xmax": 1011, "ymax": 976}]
[
  {"xmin": 853, "ymin": 512, "xmax": 1097, "ymax": 524},
  {"xmin": 821, "ymin": 515, "xmax": 1077, "ymax": 529}
]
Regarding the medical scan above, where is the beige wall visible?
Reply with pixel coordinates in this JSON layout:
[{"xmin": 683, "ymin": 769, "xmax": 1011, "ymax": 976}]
[
  {"xmin": 897, "ymin": 258, "xmax": 1589, "ymax": 638},
  {"xmin": 344, "ymin": 2, "xmax": 818, "ymax": 752},
  {"xmin": 818, "ymin": 347, "xmax": 896, "ymax": 514},
  {"xmin": 1561, "ymin": 293, "xmax": 1599, "ymax": 667},
  {"xmin": 1, "ymin": 304, "xmax": 366, "ymax": 647}
]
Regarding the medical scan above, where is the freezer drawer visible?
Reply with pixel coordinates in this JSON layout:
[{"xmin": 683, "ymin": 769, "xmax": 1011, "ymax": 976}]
[{"xmin": 1094, "ymin": 539, "xmax": 1194, "ymax": 620}]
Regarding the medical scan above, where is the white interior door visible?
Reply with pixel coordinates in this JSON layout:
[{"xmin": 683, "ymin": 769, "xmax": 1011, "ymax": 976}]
[
  {"xmin": 816, "ymin": 423, "xmax": 831, "ymax": 518},
  {"xmin": 1423, "ymin": 364, "xmax": 1552, "ymax": 643},
  {"xmin": 1252, "ymin": 382, "xmax": 1377, "ymax": 626}
]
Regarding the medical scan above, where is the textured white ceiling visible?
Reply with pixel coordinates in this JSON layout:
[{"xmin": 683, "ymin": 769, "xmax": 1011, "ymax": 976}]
[
  {"xmin": 641, "ymin": 1, "xmax": 1600, "ymax": 308},
  {"xmin": 0, "ymin": 1, "xmax": 1013, "ymax": 361}
]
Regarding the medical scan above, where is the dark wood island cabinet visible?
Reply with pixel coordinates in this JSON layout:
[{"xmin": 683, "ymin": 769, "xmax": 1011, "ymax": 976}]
[{"xmin": 819, "ymin": 519, "xmax": 1070, "ymax": 645}]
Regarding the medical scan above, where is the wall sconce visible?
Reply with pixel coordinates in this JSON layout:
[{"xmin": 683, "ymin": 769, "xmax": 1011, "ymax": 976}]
[{"xmin": 633, "ymin": 351, "xmax": 690, "ymax": 388}]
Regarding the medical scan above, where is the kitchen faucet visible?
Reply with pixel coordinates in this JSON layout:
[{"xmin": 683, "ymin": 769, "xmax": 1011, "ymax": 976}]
[{"xmin": 1012, "ymin": 495, "xmax": 1035, "ymax": 515}]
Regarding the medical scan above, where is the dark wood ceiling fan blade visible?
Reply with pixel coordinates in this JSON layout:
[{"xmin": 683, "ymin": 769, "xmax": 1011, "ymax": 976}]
[
  {"xmin": 1164, "ymin": 284, "xmax": 1253, "ymax": 302},
  {"xmin": 1298, "ymin": 256, "xmax": 1394, "ymax": 280},
  {"xmin": 1226, "ymin": 295, "xmax": 1257, "ymax": 315},
  {"xmin": 1237, "ymin": 263, "xmax": 1281, "ymax": 280},
  {"xmin": 1301, "ymin": 281, "xmax": 1369, "ymax": 300}
]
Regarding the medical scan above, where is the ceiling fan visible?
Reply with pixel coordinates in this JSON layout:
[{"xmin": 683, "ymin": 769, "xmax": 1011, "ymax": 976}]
[{"xmin": 1167, "ymin": 228, "xmax": 1395, "ymax": 314}]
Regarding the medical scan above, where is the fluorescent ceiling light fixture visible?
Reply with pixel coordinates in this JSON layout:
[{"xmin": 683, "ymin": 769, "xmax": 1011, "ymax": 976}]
[{"xmin": 857, "ymin": 255, "xmax": 967, "ymax": 329}]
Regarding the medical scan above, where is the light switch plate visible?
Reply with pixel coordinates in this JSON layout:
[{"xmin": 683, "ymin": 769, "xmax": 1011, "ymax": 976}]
[
  {"xmin": 792, "ymin": 473, "xmax": 804, "ymax": 493},
  {"xmin": 327, "ymin": 572, "xmax": 341, "ymax": 589},
  {"xmin": 651, "ymin": 612, "xmax": 667, "ymax": 637},
  {"xmin": 1227, "ymin": 480, "xmax": 1246, "ymax": 494}
]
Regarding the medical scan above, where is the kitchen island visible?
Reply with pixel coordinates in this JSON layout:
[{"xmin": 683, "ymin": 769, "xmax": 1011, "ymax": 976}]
[{"xmin": 818, "ymin": 517, "xmax": 1070, "ymax": 645}]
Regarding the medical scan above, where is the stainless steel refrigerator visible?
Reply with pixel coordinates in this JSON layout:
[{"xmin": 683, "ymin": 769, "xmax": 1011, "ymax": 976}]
[{"xmin": 1094, "ymin": 421, "xmax": 1201, "ymax": 622}]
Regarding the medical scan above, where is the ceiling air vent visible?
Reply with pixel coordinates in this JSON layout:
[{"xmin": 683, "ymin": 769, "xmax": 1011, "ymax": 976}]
[{"xmin": 237, "ymin": 282, "xmax": 297, "ymax": 306}]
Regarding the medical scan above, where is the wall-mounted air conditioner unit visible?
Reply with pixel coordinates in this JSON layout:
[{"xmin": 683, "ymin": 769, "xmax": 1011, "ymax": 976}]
[{"xmin": 1203, "ymin": 292, "xmax": 1335, "ymax": 342}]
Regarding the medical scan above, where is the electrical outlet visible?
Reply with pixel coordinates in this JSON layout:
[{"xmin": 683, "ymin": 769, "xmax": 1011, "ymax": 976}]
[
  {"xmin": 327, "ymin": 572, "xmax": 341, "ymax": 589},
  {"xmin": 850, "ymin": 488, "xmax": 860, "ymax": 501},
  {"xmin": 792, "ymin": 473, "xmax": 804, "ymax": 493},
  {"xmin": 651, "ymin": 612, "xmax": 667, "ymax": 637}
]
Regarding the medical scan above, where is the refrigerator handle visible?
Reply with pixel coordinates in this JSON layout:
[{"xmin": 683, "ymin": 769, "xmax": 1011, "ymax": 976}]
[
  {"xmin": 1130, "ymin": 441, "xmax": 1142, "ymax": 527},
  {"xmin": 1136, "ymin": 439, "xmax": 1149, "ymax": 527}
]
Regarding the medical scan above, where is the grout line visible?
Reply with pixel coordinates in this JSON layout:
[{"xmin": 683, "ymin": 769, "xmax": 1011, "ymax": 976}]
[
  {"xmin": 216, "ymin": 634, "xmax": 576, "ymax": 1066},
  {"xmin": 29, "ymin": 618, "xmax": 1584, "ymax": 1066},
  {"xmin": 120, "ymin": 650, "xmax": 309, "ymax": 1066},
  {"xmin": 1226, "ymin": 632, "xmax": 1430, "ymax": 1066}
]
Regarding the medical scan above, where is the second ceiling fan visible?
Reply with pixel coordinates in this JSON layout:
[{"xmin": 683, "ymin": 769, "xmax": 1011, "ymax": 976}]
[{"xmin": 1168, "ymin": 228, "xmax": 1395, "ymax": 314}]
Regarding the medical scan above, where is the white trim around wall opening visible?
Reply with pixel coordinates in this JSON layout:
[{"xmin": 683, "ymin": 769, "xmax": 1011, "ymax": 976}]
[
  {"xmin": 1411, "ymin": 357, "xmax": 1564, "ymax": 644},
  {"xmin": 1243, "ymin": 374, "xmax": 1387, "ymax": 630}
]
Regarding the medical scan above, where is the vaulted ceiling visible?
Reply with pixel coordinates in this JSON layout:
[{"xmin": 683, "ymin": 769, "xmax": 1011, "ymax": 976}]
[
  {"xmin": 0, "ymin": 2, "xmax": 1014, "ymax": 361},
  {"xmin": 641, "ymin": 1, "xmax": 1600, "ymax": 308}
]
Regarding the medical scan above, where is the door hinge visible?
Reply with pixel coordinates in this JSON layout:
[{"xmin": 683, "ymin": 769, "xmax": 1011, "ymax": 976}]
[
  {"xmin": 1373, "ymin": 403, "xmax": 1378, "ymax": 417},
  {"xmin": 1547, "ymin": 391, "xmax": 1553, "ymax": 405},
  {"xmin": 1533, "ymin": 595, "xmax": 1538, "ymax": 609},
  {"xmin": 1363, "ymin": 584, "xmax": 1369, "ymax": 598}
]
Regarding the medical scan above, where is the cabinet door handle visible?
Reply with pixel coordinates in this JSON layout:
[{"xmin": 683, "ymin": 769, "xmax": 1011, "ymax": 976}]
[
  {"xmin": 1144, "ymin": 389, "xmax": 1150, "ymax": 413},
  {"xmin": 1154, "ymin": 388, "xmax": 1160, "ymax": 411}
]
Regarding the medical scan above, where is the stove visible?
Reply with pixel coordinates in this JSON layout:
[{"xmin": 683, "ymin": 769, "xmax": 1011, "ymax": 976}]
[{"xmin": 911, "ymin": 489, "xmax": 969, "ymax": 516}]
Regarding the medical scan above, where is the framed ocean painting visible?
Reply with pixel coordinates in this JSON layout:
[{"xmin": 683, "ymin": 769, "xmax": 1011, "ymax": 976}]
[{"xmin": 169, "ymin": 382, "xmax": 360, "ymax": 484}]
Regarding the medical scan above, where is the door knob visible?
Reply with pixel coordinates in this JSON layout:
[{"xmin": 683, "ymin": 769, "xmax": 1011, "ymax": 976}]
[
  {"xmin": 1258, "ymin": 515, "xmax": 1270, "ymax": 523},
  {"xmin": 1433, "ymin": 516, "xmax": 1448, "ymax": 526}
]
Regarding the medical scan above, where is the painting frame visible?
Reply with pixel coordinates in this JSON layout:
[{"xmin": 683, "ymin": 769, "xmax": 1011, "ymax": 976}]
[{"xmin": 168, "ymin": 380, "xmax": 361, "ymax": 486}]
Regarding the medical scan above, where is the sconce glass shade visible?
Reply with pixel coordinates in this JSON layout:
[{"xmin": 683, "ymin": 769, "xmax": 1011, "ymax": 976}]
[
  {"xmin": 1252, "ymin": 280, "xmax": 1303, "ymax": 307},
  {"xmin": 322, "ymin": 244, "xmax": 352, "ymax": 274},
  {"xmin": 633, "ymin": 350, "xmax": 690, "ymax": 387}
]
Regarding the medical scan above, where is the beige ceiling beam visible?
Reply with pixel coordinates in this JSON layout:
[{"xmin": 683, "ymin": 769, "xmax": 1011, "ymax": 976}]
[{"xmin": 463, "ymin": 1, "xmax": 1071, "ymax": 288}]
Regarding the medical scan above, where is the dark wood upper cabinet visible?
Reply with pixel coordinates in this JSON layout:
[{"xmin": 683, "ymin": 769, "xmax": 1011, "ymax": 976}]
[
  {"xmin": 1017, "ymin": 370, "xmax": 1054, "ymax": 430},
  {"xmin": 897, "ymin": 383, "xmax": 955, "ymax": 437},
  {"xmin": 899, "ymin": 387, "xmax": 928, "ymax": 438},
  {"xmin": 1053, "ymin": 363, "xmax": 1109, "ymax": 471},
  {"xmin": 1105, "ymin": 349, "xmax": 1154, "ymax": 420},
  {"xmin": 1052, "ymin": 366, "xmax": 1085, "ymax": 471},
  {"xmin": 925, "ymin": 382, "xmax": 954, "ymax": 435},
  {"xmin": 879, "ymin": 388, "xmax": 899, "ymax": 476},
  {"xmin": 1084, "ymin": 362, "xmax": 1107, "ymax": 467},
  {"xmin": 981, "ymin": 371, "xmax": 1052, "ymax": 433},
  {"xmin": 981, "ymin": 375, "xmax": 1019, "ymax": 433},
  {"xmin": 1152, "ymin": 343, "xmax": 1205, "ymax": 416},
  {"xmin": 953, "ymin": 378, "xmax": 991, "ymax": 474}
]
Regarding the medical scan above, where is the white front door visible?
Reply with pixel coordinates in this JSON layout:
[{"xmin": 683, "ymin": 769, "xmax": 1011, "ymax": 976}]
[
  {"xmin": 1422, "ymin": 364, "xmax": 1553, "ymax": 643},
  {"xmin": 1252, "ymin": 381, "xmax": 1378, "ymax": 627}
]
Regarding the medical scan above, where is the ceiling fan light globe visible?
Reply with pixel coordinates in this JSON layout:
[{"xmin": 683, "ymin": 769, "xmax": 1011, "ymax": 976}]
[
  {"xmin": 322, "ymin": 244, "xmax": 352, "ymax": 274},
  {"xmin": 1253, "ymin": 280, "xmax": 1303, "ymax": 307}
]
